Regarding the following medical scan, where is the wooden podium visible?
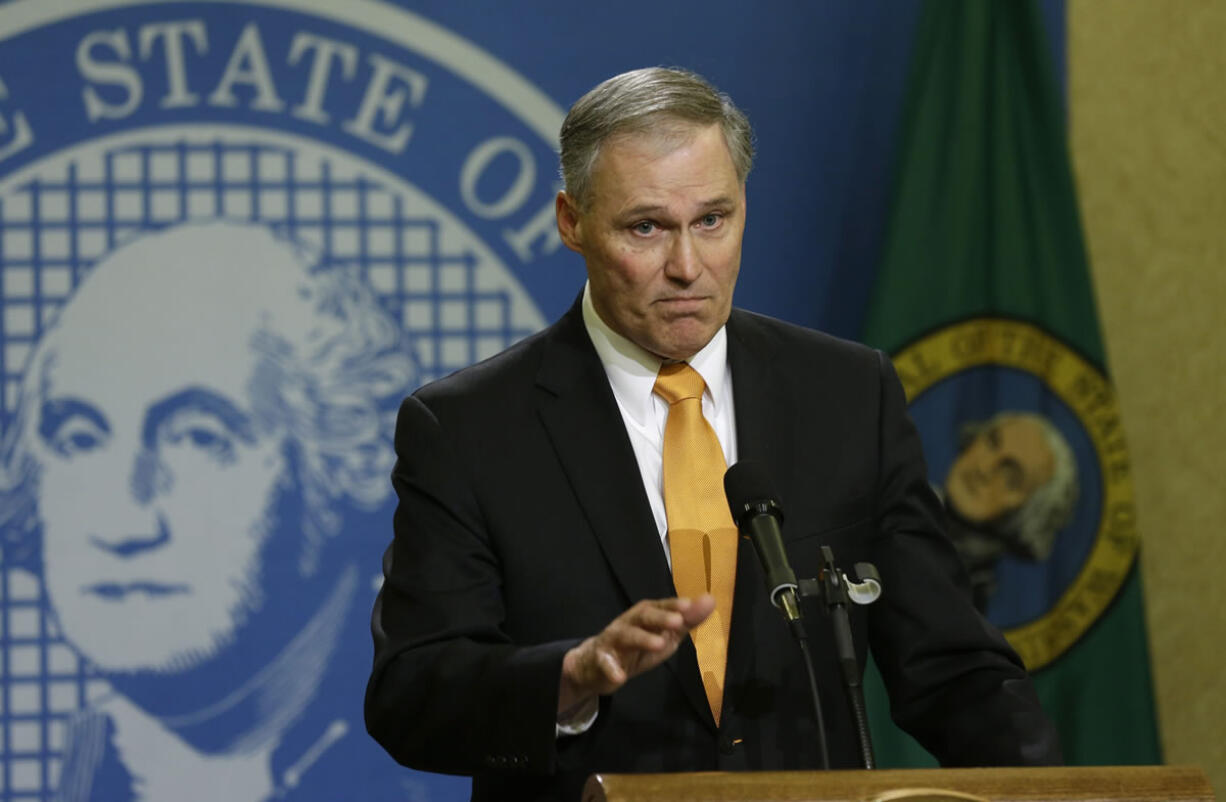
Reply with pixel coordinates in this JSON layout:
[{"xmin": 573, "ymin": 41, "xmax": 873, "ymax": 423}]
[{"xmin": 583, "ymin": 766, "xmax": 1215, "ymax": 802}]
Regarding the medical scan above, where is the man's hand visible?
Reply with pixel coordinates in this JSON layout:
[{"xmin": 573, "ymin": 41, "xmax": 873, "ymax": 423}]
[{"xmin": 558, "ymin": 595, "xmax": 715, "ymax": 716}]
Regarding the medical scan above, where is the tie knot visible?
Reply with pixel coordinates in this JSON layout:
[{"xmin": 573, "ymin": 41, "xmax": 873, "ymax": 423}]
[{"xmin": 653, "ymin": 362, "xmax": 706, "ymax": 405}]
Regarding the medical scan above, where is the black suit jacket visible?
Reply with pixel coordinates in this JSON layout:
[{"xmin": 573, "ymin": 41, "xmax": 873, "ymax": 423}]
[{"xmin": 365, "ymin": 300, "xmax": 1060, "ymax": 802}]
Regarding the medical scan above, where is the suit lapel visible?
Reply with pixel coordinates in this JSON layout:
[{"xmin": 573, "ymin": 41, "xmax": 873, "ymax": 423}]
[
  {"xmin": 724, "ymin": 311, "xmax": 798, "ymax": 706},
  {"xmin": 534, "ymin": 301, "xmax": 714, "ymax": 726},
  {"xmin": 726, "ymin": 312, "xmax": 796, "ymax": 479}
]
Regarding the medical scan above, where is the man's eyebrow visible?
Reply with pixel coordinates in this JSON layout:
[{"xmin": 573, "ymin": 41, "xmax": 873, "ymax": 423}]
[
  {"xmin": 142, "ymin": 387, "xmax": 257, "ymax": 449},
  {"xmin": 697, "ymin": 195, "xmax": 738, "ymax": 209},
  {"xmin": 618, "ymin": 196, "xmax": 739, "ymax": 220},
  {"xmin": 616, "ymin": 204, "xmax": 669, "ymax": 219},
  {"xmin": 39, "ymin": 398, "xmax": 110, "ymax": 442}
]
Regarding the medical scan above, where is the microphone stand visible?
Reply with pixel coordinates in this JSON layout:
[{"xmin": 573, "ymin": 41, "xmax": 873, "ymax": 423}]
[{"xmin": 796, "ymin": 547, "xmax": 881, "ymax": 770}]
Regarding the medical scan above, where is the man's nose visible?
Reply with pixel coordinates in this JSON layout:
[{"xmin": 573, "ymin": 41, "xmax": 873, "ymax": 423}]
[
  {"xmin": 130, "ymin": 447, "xmax": 172, "ymax": 505},
  {"xmin": 85, "ymin": 448, "xmax": 175, "ymax": 557},
  {"xmin": 89, "ymin": 512, "xmax": 171, "ymax": 558},
  {"xmin": 665, "ymin": 231, "xmax": 702, "ymax": 283}
]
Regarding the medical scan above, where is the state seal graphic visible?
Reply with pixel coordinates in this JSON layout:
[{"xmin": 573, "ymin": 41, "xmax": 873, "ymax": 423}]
[
  {"xmin": 892, "ymin": 318, "xmax": 1140, "ymax": 672},
  {"xmin": 0, "ymin": 2, "xmax": 568, "ymax": 799}
]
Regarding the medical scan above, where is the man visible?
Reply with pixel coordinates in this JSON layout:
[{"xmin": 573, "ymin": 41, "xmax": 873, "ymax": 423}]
[
  {"xmin": 943, "ymin": 411, "xmax": 1079, "ymax": 610},
  {"xmin": 0, "ymin": 221, "xmax": 443, "ymax": 800},
  {"xmin": 366, "ymin": 68, "xmax": 1061, "ymax": 801}
]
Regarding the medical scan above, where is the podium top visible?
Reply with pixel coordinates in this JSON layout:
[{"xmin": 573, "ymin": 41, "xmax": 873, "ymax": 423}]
[{"xmin": 583, "ymin": 765, "xmax": 1215, "ymax": 802}]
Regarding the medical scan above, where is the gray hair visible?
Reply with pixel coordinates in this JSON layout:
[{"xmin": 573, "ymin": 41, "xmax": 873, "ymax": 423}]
[
  {"xmin": 559, "ymin": 66, "xmax": 755, "ymax": 209},
  {"xmin": 959, "ymin": 412, "xmax": 1079, "ymax": 561},
  {"xmin": 245, "ymin": 250, "xmax": 418, "ymax": 573}
]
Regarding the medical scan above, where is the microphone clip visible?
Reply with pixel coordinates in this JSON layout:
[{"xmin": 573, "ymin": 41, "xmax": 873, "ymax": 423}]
[{"xmin": 796, "ymin": 547, "xmax": 882, "ymax": 610}]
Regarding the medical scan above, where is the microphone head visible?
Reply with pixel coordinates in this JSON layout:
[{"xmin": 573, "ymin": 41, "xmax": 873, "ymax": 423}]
[{"xmin": 723, "ymin": 460, "xmax": 783, "ymax": 526}]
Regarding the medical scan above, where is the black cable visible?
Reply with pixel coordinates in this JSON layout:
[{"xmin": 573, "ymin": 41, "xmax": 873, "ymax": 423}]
[{"xmin": 792, "ymin": 621, "xmax": 831, "ymax": 771}]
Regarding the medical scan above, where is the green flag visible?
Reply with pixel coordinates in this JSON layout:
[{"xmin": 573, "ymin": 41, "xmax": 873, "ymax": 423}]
[{"xmin": 862, "ymin": 0, "xmax": 1161, "ymax": 765}]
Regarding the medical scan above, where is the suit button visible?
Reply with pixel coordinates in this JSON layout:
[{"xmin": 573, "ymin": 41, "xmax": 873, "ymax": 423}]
[{"xmin": 719, "ymin": 734, "xmax": 736, "ymax": 755}]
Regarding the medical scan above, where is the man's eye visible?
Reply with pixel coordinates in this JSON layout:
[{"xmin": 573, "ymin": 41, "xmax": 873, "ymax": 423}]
[
  {"xmin": 189, "ymin": 427, "xmax": 235, "ymax": 463},
  {"xmin": 49, "ymin": 425, "xmax": 107, "ymax": 458},
  {"xmin": 189, "ymin": 427, "xmax": 224, "ymax": 449},
  {"xmin": 164, "ymin": 421, "xmax": 237, "ymax": 465},
  {"xmin": 699, "ymin": 213, "xmax": 723, "ymax": 228},
  {"xmin": 631, "ymin": 221, "xmax": 656, "ymax": 235}
]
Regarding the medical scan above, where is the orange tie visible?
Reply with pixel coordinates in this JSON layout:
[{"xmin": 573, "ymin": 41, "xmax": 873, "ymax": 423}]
[{"xmin": 653, "ymin": 362, "xmax": 737, "ymax": 725}]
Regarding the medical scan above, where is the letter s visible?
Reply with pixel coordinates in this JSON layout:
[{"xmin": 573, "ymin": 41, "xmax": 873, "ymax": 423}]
[{"xmin": 78, "ymin": 28, "xmax": 143, "ymax": 121}]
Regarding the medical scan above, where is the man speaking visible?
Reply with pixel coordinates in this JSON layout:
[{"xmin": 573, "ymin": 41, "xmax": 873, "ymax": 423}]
[{"xmin": 365, "ymin": 67, "xmax": 1060, "ymax": 801}]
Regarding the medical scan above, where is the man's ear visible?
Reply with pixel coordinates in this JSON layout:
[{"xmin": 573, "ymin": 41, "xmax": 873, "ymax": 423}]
[{"xmin": 555, "ymin": 191, "xmax": 584, "ymax": 255}]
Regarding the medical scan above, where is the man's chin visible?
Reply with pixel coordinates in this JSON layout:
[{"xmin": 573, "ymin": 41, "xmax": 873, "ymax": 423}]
[
  {"xmin": 643, "ymin": 322, "xmax": 723, "ymax": 361},
  {"xmin": 49, "ymin": 593, "xmax": 232, "ymax": 668},
  {"xmin": 67, "ymin": 633, "xmax": 228, "ymax": 678}
]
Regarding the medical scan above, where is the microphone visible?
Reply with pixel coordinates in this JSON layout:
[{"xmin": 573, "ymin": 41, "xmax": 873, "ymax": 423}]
[
  {"xmin": 726, "ymin": 460, "xmax": 834, "ymax": 770},
  {"xmin": 724, "ymin": 461, "xmax": 801, "ymax": 622}
]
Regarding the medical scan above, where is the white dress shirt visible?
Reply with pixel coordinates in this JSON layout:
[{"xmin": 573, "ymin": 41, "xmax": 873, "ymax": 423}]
[
  {"xmin": 557, "ymin": 286, "xmax": 739, "ymax": 736},
  {"xmin": 581, "ymin": 283, "xmax": 739, "ymax": 565}
]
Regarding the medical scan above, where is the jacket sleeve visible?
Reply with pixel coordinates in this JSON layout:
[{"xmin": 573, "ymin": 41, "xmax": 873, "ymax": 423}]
[
  {"xmin": 363, "ymin": 393, "xmax": 573, "ymax": 777},
  {"xmin": 865, "ymin": 350, "xmax": 1063, "ymax": 766}
]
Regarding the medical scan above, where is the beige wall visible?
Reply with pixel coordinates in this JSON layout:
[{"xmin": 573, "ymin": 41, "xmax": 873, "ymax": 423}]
[{"xmin": 1068, "ymin": 0, "xmax": 1225, "ymax": 791}]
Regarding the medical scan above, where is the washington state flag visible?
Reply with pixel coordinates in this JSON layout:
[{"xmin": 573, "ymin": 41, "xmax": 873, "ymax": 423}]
[{"xmin": 861, "ymin": 0, "xmax": 1161, "ymax": 765}]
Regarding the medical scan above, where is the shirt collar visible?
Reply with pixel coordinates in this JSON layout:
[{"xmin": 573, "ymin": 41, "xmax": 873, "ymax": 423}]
[{"xmin": 581, "ymin": 282, "xmax": 729, "ymax": 425}]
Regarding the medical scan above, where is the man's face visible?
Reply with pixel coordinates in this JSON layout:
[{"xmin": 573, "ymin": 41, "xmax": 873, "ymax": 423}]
[
  {"xmin": 29, "ymin": 226, "xmax": 308, "ymax": 674},
  {"xmin": 557, "ymin": 123, "xmax": 745, "ymax": 360},
  {"xmin": 945, "ymin": 416, "xmax": 1055, "ymax": 525}
]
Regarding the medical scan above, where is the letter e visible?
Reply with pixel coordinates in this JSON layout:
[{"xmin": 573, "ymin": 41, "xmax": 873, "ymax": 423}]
[
  {"xmin": 0, "ymin": 76, "xmax": 34, "ymax": 164},
  {"xmin": 342, "ymin": 54, "xmax": 427, "ymax": 153}
]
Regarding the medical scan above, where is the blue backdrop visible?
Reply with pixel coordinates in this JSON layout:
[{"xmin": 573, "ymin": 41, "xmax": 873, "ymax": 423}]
[{"xmin": 0, "ymin": 2, "xmax": 1061, "ymax": 799}]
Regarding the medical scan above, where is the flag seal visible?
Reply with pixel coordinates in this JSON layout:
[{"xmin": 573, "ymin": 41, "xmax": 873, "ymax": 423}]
[{"xmin": 893, "ymin": 317, "xmax": 1139, "ymax": 671}]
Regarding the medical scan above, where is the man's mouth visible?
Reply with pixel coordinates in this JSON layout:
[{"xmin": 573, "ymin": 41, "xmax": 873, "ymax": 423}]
[
  {"xmin": 656, "ymin": 296, "xmax": 707, "ymax": 309},
  {"xmin": 82, "ymin": 582, "xmax": 191, "ymax": 599}
]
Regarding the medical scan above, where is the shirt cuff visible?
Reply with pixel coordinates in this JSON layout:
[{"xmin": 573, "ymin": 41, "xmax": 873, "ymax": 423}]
[{"xmin": 555, "ymin": 696, "xmax": 599, "ymax": 738}]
